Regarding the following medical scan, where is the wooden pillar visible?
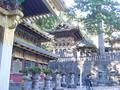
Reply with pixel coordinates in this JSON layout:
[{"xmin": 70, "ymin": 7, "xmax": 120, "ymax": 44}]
[{"xmin": 0, "ymin": 7, "xmax": 23, "ymax": 90}]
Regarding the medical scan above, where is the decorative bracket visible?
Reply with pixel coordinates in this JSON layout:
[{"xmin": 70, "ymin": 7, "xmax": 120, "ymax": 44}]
[{"xmin": 0, "ymin": 7, "xmax": 23, "ymax": 29}]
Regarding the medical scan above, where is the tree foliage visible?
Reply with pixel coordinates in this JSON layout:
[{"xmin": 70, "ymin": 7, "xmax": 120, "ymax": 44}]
[
  {"xmin": 67, "ymin": 0, "xmax": 120, "ymax": 35},
  {"xmin": 18, "ymin": 0, "xmax": 25, "ymax": 3},
  {"xmin": 35, "ymin": 15, "xmax": 60, "ymax": 30},
  {"xmin": 8, "ymin": 0, "xmax": 25, "ymax": 4},
  {"xmin": 41, "ymin": 44, "xmax": 49, "ymax": 50}
]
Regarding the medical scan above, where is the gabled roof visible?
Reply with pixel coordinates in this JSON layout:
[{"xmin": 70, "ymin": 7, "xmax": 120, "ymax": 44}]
[{"xmin": 49, "ymin": 23, "xmax": 83, "ymax": 41}]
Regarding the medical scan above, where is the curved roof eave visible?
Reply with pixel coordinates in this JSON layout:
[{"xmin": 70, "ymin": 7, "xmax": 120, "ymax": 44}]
[
  {"xmin": 21, "ymin": 0, "xmax": 65, "ymax": 18},
  {"xmin": 21, "ymin": 22, "xmax": 54, "ymax": 41},
  {"xmin": 21, "ymin": 0, "xmax": 51, "ymax": 17},
  {"xmin": 14, "ymin": 38, "xmax": 58, "ymax": 60}
]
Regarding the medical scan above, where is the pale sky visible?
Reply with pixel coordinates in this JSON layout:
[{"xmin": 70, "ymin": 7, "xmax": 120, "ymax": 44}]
[
  {"xmin": 64, "ymin": 0, "xmax": 120, "ymax": 8},
  {"xmin": 63, "ymin": 0, "xmax": 120, "ymax": 17},
  {"xmin": 63, "ymin": 0, "xmax": 75, "ymax": 7}
]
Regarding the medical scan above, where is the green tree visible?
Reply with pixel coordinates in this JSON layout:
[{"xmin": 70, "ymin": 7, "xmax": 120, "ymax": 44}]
[
  {"xmin": 65, "ymin": 0, "xmax": 120, "ymax": 84},
  {"xmin": 9, "ymin": 0, "xmax": 25, "ymax": 4},
  {"xmin": 65, "ymin": 0, "xmax": 120, "ymax": 53},
  {"xmin": 35, "ymin": 15, "xmax": 60, "ymax": 30},
  {"xmin": 18, "ymin": 0, "xmax": 24, "ymax": 3},
  {"xmin": 68, "ymin": 0, "xmax": 120, "ymax": 35},
  {"xmin": 72, "ymin": 0, "xmax": 120, "ymax": 53}
]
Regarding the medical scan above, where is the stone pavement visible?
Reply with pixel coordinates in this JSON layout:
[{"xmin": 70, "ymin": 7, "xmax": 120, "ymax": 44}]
[{"xmin": 63, "ymin": 86, "xmax": 120, "ymax": 90}]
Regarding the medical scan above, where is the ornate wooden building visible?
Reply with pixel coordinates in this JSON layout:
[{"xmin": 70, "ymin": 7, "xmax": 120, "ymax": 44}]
[
  {"xmin": 49, "ymin": 23, "xmax": 83, "ymax": 58},
  {"xmin": 49, "ymin": 23, "xmax": 95, "ymax": 59},
  {"xmin": 10, "ymin": 22, "xmax": 58, "ymax": 83},
  {"xmin": 0, "ymin": 0, "xmax": 65, "ymax": 90},
  {"xmin": 48, "ymin": 23, "xmax": 95, "ymax": 74}
]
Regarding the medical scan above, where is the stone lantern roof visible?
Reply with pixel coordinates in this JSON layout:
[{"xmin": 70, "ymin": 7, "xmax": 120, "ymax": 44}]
[{"xmin": 76, "ymin": 39, "xmax": 96, "ymax": 49}]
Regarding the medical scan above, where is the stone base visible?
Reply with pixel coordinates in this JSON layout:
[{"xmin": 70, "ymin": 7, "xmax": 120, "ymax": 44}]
[
  {"xmin": 33, "ymin": 89, "xmax": 40, "ymax": 90},
  {"xmin": 53, "ymin": 88, "xmax": 64, "ymax": 90},
  {"xmin": 77, "ymin": 83, "xmax": 80, "ymax": 86},
  {"xmin": 68, "ymin": 84, "xmax": 76, "ymax": 88},
  {"xmin": 44, "ymin": 87, "xmax": 53, "ymax": 90},
  {"xmin": 61, "ymin": 84, "xmax": 67, "ymax": 87}
]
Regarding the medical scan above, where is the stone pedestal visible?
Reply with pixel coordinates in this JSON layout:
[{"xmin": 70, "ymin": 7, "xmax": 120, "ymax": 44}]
[
  {"xmin": 68, "ymin": 74, "xmax": 76, "ymax": 88},
  {"xmin": 23, "ymin": 80, "xmax": 32, "ymax": 90},
  {"xmin": 98, "ymin": 71, "xmax": 108, "ymax": 85},
  {"xmin": 33, "ymin": 80, "xmax": 41, "ymax": 90},
  {"xmin": 61, "ymin": 74, "xmax": 67, "ymax": 87},
  {"xmin": 77, "ymin": 75, "xmax": 80, "ymax": 86},
  {"xmin": 0, "ymin": 7, "xmax": 23, "ymax": 90},
  {"xmin": 32, "ymin": 74, "xmax": 41, "ymax": 90},
  {"xmin": 53, "ymin": 74, "xmax": 63, "ymax": 90},
  {"xmin": 23, "ymin": 74, "xmax": 32, "ymax": 90},
  {"xmin": 44, "ymin": 75, "xmax": 52, "ymax": 90}
]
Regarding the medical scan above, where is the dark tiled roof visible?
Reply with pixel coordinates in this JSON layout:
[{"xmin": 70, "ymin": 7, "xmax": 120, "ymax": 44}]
[
  {"xmin": 0, "ymin": 0, "xmax": 51, "ymax": 17},
  {"xmin": 49, "ymin": 23, "xmax": 83, "ymax": 41},
  {"xmin": 14, "ymin": 38, "xmax": 58, "ymax": 59},
  {"xmin": 21, "ymin": 0, "xmax": 51, "ymax": 17}
]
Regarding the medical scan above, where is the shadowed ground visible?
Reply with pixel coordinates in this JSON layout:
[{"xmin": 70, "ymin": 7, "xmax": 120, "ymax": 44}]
[{"xmin": 64, "ymin": 86, "xmax": 120, "ymax": 90}]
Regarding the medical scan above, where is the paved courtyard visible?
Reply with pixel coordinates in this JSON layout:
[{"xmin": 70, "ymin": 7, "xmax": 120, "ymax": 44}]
[{"xmin": 64, "ymin": 86, "xmax": 120, "ymax": 90}]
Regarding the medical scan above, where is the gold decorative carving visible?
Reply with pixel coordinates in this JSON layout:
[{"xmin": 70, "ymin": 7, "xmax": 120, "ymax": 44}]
[{"xmin": 0, "ymin": 7, "xmax": 23, "ymax": 29}]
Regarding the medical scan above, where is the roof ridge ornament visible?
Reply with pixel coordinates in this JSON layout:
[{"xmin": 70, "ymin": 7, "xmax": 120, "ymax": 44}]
[{"xmin": 55, "ymin": 22, "xmax": 75, "ymax": 30}]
